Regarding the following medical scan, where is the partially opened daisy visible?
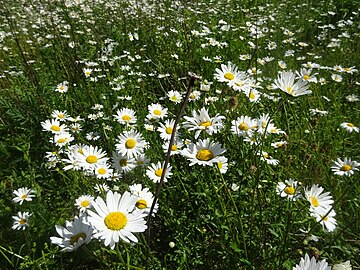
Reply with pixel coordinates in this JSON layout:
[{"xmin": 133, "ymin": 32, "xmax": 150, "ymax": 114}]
[
  {"xmin": 293, "ymin": 254, "xmax": 331, "ymax": 270},
  {"xmin": 115, "ymin": 131, "xmax": 146, "ymax": 158},
  {"xmin": 50, "ymin": 215, "xmax": 93, "ymax": 252},
  {"xmin": 181, "ymin": 138, "xmax": 226, "ymax": 166},
  {"xmin": 272, "ymin": 70, "xmax": 312, "ymax": 97},
  {"xmin": 331, "ymin": 157, "xmax": 359, "ymax": 176},
  {"xmin": 88, "ymin": 190, "xmax": 147, "ymax": 249},
  {"xmin": 12, "ymin": 212, "xmax": 31, "ymax": 230},
  {"xmin": 13, "ymin": 187, "xmax": 35, "ymax": 205},
  {"xmin": 182, "ymin": 107, "xmax": 225, "ymax": 139},
  {"xmin": 304, "ymin": 184, "xmax": 334, "ymax": 214}
]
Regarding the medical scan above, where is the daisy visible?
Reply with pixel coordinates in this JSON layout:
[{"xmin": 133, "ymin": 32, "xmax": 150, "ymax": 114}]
[
  {"xmin": 214, "ymin": 62, "xmax": 241, "ymax": 86},
  {"xmin": 216, "ymin": 156, "xmax": 228, "ymax": 174},
  {"xmin": 304, "ymin": 184, "xmax": 334, "ymax": 214},
  {"xmin": 50, "ymin": 215, "xmax": 93, "ymax": 252},
  {"xmin": 146, "ymin": 161, "xmax": 173, "ymax": 183},
  {"xmin": 162, "ymin": 139, "xmax": 184, "ymax": 156},
  {"xmin": 258, "ymin": 151, "xmax": 279, "ymax": 165},
  {"xmin": 272, "ymin": 70, "xmax": 312, "ymax": 97},
  {"xmin": 112, "ymin": 152, "xmax": 136, "ymax": 173},
  {"xmin": 134, "ymin": 153, "xmax": 150, "ymax": 167},
  {"xmin": 182, "ymin": 107, "xmax": 225, "ymax": 139},
  {"xmin": 331, "ymin": 74, "xmax": 342, "ymax": 82},
  {"xmin": 231, "ymin": 116, "xmax": 256, "ymax": 138},
  {"xmin": 115, "ymin": 131, "xmax": 146, "ymax": 158},
  {"xmin": 75, "ymin": 145, "xmax": 109, "ymax": 172},
  {"xmin": 41, "ymin": 119, "xmax": 68, "ymax": 134},
  {"xmin": 53, "ymin": 132, "xmax": 74, "ymax": 148},
  {"xmin": 188, "ymin": 90, "xmax": 201, "ymax": 102},
  {"xmin": 129, "ymin": 184, "xmax": 158, "ymax": 215},
  {"xmin": 245, "ymin": 88, "xmax": 261, "ymax": 103},
  {"xmin": 94, "ymin": 164, "xmax": 113, "ymax": 180},
  {"xmin": 331, "ymin": 157, "xmax": 359, "ymax": 176},
  {"xmin": 13, "ymin": 187, "xmax": 35, "ymax": 205},
  {"xmin": 276, "ymin": 179, "xmax": 299, "ymax": 200},
  {"xmin": 333, "ymin": 261, "xmax": 352, "ymax": 270},
  {"xmin": 147, "ymin": 103, "xmax": 168, "ymax": 120},
  {"xmin": 87, "ymin": 190, "xmax": 147, "ymax": 249},
  {"xmin": 94, "ymin": 183, "xmax": 110, "ymax": 194},
  {"xmin": 167, "ymin": 90, "xmax": 183, "ymax": 104},
  {"xmin": 113, "ymin": 108, "xmax": 137, "ymax": 125},
  {"xmin": 75, "ymin": 195, "xmax": 94, "ymax": 213},
  {"xmin": 293, "ymin": 254, "xmax": 331, "ymax": 270},
  {"xmin": 346, "ymin": 94, "xmax": 359, "ymax": 102},
  {"xmin": 157, "ymin": 119, "xmax": 176, "ymax": 141},
  {"xmin": 181, "ymin": 138, "xmax": 226, "ymax": 166},
  {"xmin": 271, "ymin": 141, "xmax": 288, "ymax": 148},
  {"xmin": 55, "ymin": 81, "xmax": 69, "ymax": 93},
  {"xmin": 83, "ymin": 68, "xmax": 93, "ymax": 77},
  {"xmin": 295, "ymin": 68, "xmax": 318, "ymax": 83},
  {"xmin": 51, "ymin": 110, "xmax": 71, "ymax": 121},
  {"xmin": 12, "ymin": 212, "xmax": 31, "ymax": 230},
  {"xmin": 340, "ymin": 122, "xmax": 359, "ymax": 133},
  {"xmin": 310, "ymin": 208, "xmax": 337, "ymax": 232}
]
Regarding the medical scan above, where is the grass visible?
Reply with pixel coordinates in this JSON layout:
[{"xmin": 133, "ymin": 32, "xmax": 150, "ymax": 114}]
[{"xmin": 0, "ymin": 0, "xmax": 360, "ymax": 269}]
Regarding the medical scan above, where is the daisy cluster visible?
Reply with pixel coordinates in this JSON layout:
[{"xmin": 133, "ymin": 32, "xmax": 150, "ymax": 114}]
[
  {"xmin": 293, "ymin": 254, "xmax": 352, "ymax": 270},
  {"xmin": 11, "ymin": 187, "xmax": 35, "ymax": 231}
]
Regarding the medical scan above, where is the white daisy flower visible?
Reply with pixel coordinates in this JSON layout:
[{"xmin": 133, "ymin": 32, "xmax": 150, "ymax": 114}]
[
  {"xmin": 333, "ymin": 261, "xmax": 352, "ymax": 270},
  {"xmin": 182, "ymin": 107, "xmax": 225, "ymax": 139},
  {"xmin": 51, "ymin": 110, "xmax": 71, "ymax": 121},
  {"xmin": 94, "ymin": 183, "xmax": 110, "ymax": 194},
  {"xmin": 214, "ymin": 62, "xmax": 241, "ymax": 86},
  {"xmin": 13, "ymin": 187, "xmax": 35, "ymax": 205},
  {"xmin": 146, "ymin": 161, "xmax": 173, "ymax": 183},
  {"xmin": 55, "ymin": 81, "xmax": 69, "ymax": 93},
  {"xmin": 112, "ymin": 152, "xmax": 136, "ymax": 173},
  {"xmin": 75, "ymin": 145, "xmax": 109, "ymax": 172},
  {"xmin": 304, "ymin": 184, "xmax": 334, "ymax": 214},
  {"xmin": 115, "ymin": 131, "xmax": 146, "ymax": 158},
  {"xmin": 231, "ymin": 116, "xmax": 256, "ymax": 138},
  {"xmin": 129, "ymin": 184, "xmax": 158, "ymax": 215},
  {"xmin": 216, "ymin": 156, "xmax": 228, "ymax": 174},
  {"xmin": 167, "ymin": 90, "xmax": 183, "ymax": 104},
  {"xmin": 162, "ymin": 139, "xmax": 184, "ymax": 156},
  {"xmin": 331, "ymin": 157, "xmax": 359, "ymax": 176},
  {"xmin": 41, "ymin": 119, "xmax": 68, "ymax": 134},
  {"xmin": 258, "ymin": 151, "xmax": 279, "ymax": 166},
  {"xmin": 272, "ymin": 70, "xmax": 312, "ymax": 97},
  {"xmin": 88, "ymin": 191, "xmax": 147, "ymax": 249},
  {"xmin": 340, "ymin": 122, "xmax": 359, "ymax": 133},
  {"xmin": 75, "ymin": 195, "xmax": 94, "ymax": 213},
  {"xmin": 94, "ymin": 164, "xmax": 113, "ymax": 179},
  {"xmin": 181, "ymin": 138, "xmax": 226, "ymax": 166},
  {"xmin": 271, "ymin": 141, "xmax": 288, "ymax": 148},
  {"xmin": 147, "ymin": 103, "xmax": 168, "ymax": 120},
  {"xmin": 276, "ymin": 179, "xmax": 299, "ymax": 200},
  {"xmin": 157, "ymin": 119, "xmax": 176, "ymax": 141},
  {"xmin": 293, "ymin": 254, "xmax": 331, "ymax": 270},
  {"xmin": 113, "ymin": 108, "xmax": 137, "ymax": 125},
  {"xmin": 12, "ymin": 212, "xmax": 31, "ymax": 230},
  {"xmin": 295, "ymin": 68, "xmax": 318, "ymax": 83},
  {"xmin": 188, "ymin": 90, "xmax": 201, "ymax": 102},
  {"xmin": 310, "ymin": 208, "xmax": 337, "ymax": 232},
  {"xmin": 52, "ymin": 132, "xmax": 74, "ymax": 148},
  {"xmin": 50, "ymin": 215, "xmax": 93, "ymax": 252}
]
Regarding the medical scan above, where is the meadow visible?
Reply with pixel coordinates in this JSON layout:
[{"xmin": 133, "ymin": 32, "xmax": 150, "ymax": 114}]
[{"xmin": 0, "ymin": 0, "xmax": 359, "ymax": 269}]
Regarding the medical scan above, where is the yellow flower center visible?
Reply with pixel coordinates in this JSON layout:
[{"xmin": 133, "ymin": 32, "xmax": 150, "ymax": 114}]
[
  {"xmin": 235, "ymin": 80, "xmax": 244, "ymax": 87},
  {"xmin": 98, "ymin": 168, "xmax": 106, "ymax": 174},
  {"xmin": 51, "ymin": 125, "xmax": 60, "ymax": 132},
  {"xmin": 136, "ymin": 199, "xmax": 148, "ymax": 209},
  {"xmin": 165, "ymin": 127, "xmax": 173, "ymax": 134},
  {"xmin": 153, "ymin": 109, "xmax": 162, "ymax": 116},
  {"xmin": 70, "ymin": 232, "xmax": 87, "ymax": 245},
  {"xmin": 125, "ymin": 138, "xmax": 136, "ymax": 149},
  {"xmin": 341, "ymin": 164, "xmax": 352, "ymax": 171},
  {"xmin": 86, "ymin": 155, "xmax": 98, "ymax": 164},
  {"xmin": 171, "ymin": 96, "xmax": 178, "ymax": 101},
  {"xmin": 122, "ymin": 115, "xmax": 131, "ymax": 121},
  {"xmin": 20, "ymin": 219, "xmax": 27, "ymax": 225},
  {"xmin": 200, "ymin": 121, "xmax": 212, "ymax": 128},
  {"xmin": 346, "ymin": 123, "xmax": 354, "ymax": 127},
  {"xmin": 190, "ymin": 94, "xmax": 195, "ymax": 99},
  {"xmin": 171, "ymin": 144, "xmax": 177, "ymax": 151},
  {"xmin": 78, "ymin": 148, "xmax": 84, "ymax": 154},
  {"xmin": 224, "ymin": 72, "xmax": 235, "ymax": 80},
  {"xmin": 286, "ymin": 87, "xmax": 294, "ymax": 94},
  {"xmin": 119, "ymin": 158, "xmax": 128, "ymax": 167},
  {"xmin": 263, "ymin": 153, "xmax": 269, "ymax": 159},
  {"xmin": 104, "ymin": 212, "xmax": 127, "ymax": 230},
  {"xmin": 217, "ymin": 162, "xmax": 223, "ymax": 170},
  {"xmin": 58, "ymin": 113, "xmax": 64, "ymax": 118},
  {"xmin": 303, "ymin": 75, "xmax": 310, "ymax": 80},
  {"xmin": 196, "ymin": 149, "xmax": 214, "ymax": 161},
  {"xmin": 59, "ymin": 85, "xmax": 64, "ymax": 90},
  {"xmin": 310, "ymin": 196, "xmax": 319, "ymax": 207},
  {"xmin": 80, "ymin": 200, "xmax": 90, "ymax": 208},
  {"xmin": 249, "ymin": 92, "xmax": 256, "ymax": 99},
  {"xmin": 284, "ymin": 186, "xmax": 295, "ymax": 195},
  {"xmin": 57, "ymin": 138, "xmax": 67, "ymax": 143},
  {"xmin": 320, "ymin": 215, "xmax": 329, "ymax": 221},
  {"xmin": 239, "ymin": 122, "xmax": 249, "ymax": 131},
  {"xmin": 155, "ymin": 168, "xmax": 163, "ymax": 177},
  {"xmin": 21, "ymin": 194, "xmax": 27, "ymax": 199}
]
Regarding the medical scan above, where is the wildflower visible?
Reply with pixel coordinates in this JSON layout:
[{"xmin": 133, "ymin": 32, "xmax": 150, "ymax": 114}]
[
  {"xmin": 310, "ymin": 208, "xmax": 337, "ymax": 232},
  {"xmin": 113, "ymin": 108, "xmax": 137, "ymax": 125},
  {"xmin": 167, "ymin": 90, "xmax": 183, "ymax": 104},
  {"xmin": 41, "ymin": 119, "xmax": 68, "ymax": 134},
  {"xmin": 181, "ymin": 138, "xmax": 226, "ymax": 166},
  {"xmin": 331, "ymin": 157, "xmax": 359, "ymax": 176},
  {"xmin": 83, "ymin": 68, "xmax": 93, "ymax": 77},
  {"xmin": 182, "ymin": 107, "xmax": 225, "ymax": 139},
  {"xmin": 94, "ymin": 183, "xmax": 110, "ymax": 194},
  {"xmin": 340, "ymin": 122, "xmax": 359, "ymax": 133},
  {"xmin": 271, "ymin": 141, "xmax": 288, "ymax": 148},
  {"xmin": 88, "ymin": 191, "xmax": 147, "ymax": 249},
  {"xmin": 75, "ymin": 145, "xmax": 109, "ymax": 172},
  {"xmin": 295, "ymin": 68, "xmax": 318, "ymax": 83},
  {"xmin": 272, "ymin": 71, "xmax": 312, "ymax": 97},
  {"xmin": 304, "ymin": 184, "xmax": 333, "ymax": 214},
  {"xmin": 112, "ymin": 152, "xmax": 136, "ymax": 173},
  {"xmin": 162, "ymin": 139, "xmax": 184, "ymax": 156},
  {"xmin": 214, "ymin": 62, "xmax": 241, "ymax": 86},
  {"xmin": 147, "ymin": 103, "xmax": 168, "ymax": 120},
  {"xmin": 231, "ymin": 116, "xmax": 256, "ymax": 138},
  {"xmin": 53, "ymin": 132, "xmax": 74, "ymax": 148},
  {"xmin": 157, "ymin": 119, "xmax": 176, "ymax": 141},
  {"xmin": 293, "ymin": 254, "xmax": 331, "ymax": 270},
  {"xmin": 75, "ymin": 195, "xmax": 94, "ymax": 213},
  {"xmin": 12, "ymin": 212, "xmax": 31, "ymax": 230},
  {"xmin": 345, "ymin": 94, "xmax": 359, "ymax": 102},
  {"xmin": 13, "ymin": 187, "xmax": 35, "ymax": 205},
  {"xmin": 55, "ymin": 81, "xmax": 69, "ymax": 93},
  {"xmin": 50, "ymin": 215, "xmax": 93, "ymax": 252},
  {"xmin": 216, "ymin": 156, "xmax": 228, "ymax": 174},
  {"xmin": 333, "ymin": 261, "xmax": 352, "ymax": 270},
  {"xmin": 51, "ymin": 110, "xmax": 71, "ymax": 121},
  {"xmin": 129, "ymin": 184, "xmax": 158, "ymax": 215},
  {"xmin": 146, "ymin": 162, "xmax": 173, "ymax": 183},
  {"xmin": 331, "ymin": 74, "xmax": 342, "ymax": 82},
  {"xmin": 188, "ymin": 90, "xmax": 201, "ymax": 101},
  {"xmin": 94, "ymin": 164, "xmax": 113, "ymax": 179},
  {"xmin": 276, "ymin": 179, "xmax": 299, "ymax": 200},
  {"xmin": 258, "ymin": 151, "xmax": 279, "ymax": 165},
  {"xmin": 115, "ymin": 131, "xmax": 146, "ymax": 158}
]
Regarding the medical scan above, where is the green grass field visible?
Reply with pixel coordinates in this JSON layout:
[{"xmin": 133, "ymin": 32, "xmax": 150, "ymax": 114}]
[{"xmin": 0, "ymin": 0, "xmax": 359, "ymax": 269}]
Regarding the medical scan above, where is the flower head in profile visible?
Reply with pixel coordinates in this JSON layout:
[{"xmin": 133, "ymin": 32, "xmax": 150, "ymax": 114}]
[
  {"xmin": 310, "ymin": 208, "xmax": 337, "ymax": 232},
  {"xmin": 333, "ymin": 261, "xmax": 352, "ymax": 270},
  {"xmin": 13, "ymin": 187, "xmax": 35, "ymax": 205},
  {"xmin": 88, "ymin": 191, "xmax": 147, "ymax": 249},
  {"xmin": 293, "ymin": 254, "xmax": 331, "ymax": 270},
  {"xmin": 272, "ymin": 70, "xmax": 312, "ymax": 97},
  {"xmin": 340, "ymin": 122, "xmax": 359, "ymax": 133},
  {"xmin": 331, "ymin": 157, "xmax": 359, "ymax": 177},
  {"xmin": 50, "ymin": 215, "xmax": 93, "ymax": 252},
  {"xmin": 12, "ymin": 212, "xmax": 31, "ymax": 230}
]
